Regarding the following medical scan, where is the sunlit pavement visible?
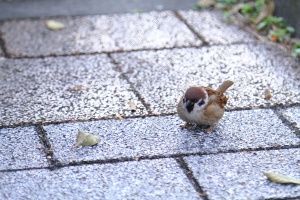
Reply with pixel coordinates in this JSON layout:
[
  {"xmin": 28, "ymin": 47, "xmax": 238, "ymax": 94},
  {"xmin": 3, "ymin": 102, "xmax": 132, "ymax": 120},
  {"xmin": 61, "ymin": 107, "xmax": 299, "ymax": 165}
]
[{"xmin": 0, "ymin": 3, "xmax": 300, "ymax": 200}]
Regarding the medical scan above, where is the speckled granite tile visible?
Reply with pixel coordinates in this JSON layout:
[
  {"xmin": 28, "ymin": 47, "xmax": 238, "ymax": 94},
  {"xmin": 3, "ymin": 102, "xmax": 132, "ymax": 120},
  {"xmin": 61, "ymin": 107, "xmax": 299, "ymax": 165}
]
[
  {"xmin": 185, "ymin": 148, "xmax": 300, "ymax": 200},
  {"xmin": 0, "ymin": 11, "xmax": 202, "ymax": 57},
  {"xmin": 178, "ymin": 10, "xmax": 256, "ymax": 45},
  {"xmin": 279, "ymin": 105, "xmax": 300, "ymax": 129},
  {"xmin": 0, "ymin": 54, "xmax": 147, "ymax": 127},
  {"xmin": 0, "ymin": 127, "xmax": 48, "ymax": 170},
  {"xmin": 111, "ymin": 44, "xmax": 300, "ymax": 114},
  {"xmin": 43, "ymin": 109, "xmax": 300, "ymax": 165},
  {"xmin": 0, "ymin": 159, "xmax": 202, "ymax": 200}
]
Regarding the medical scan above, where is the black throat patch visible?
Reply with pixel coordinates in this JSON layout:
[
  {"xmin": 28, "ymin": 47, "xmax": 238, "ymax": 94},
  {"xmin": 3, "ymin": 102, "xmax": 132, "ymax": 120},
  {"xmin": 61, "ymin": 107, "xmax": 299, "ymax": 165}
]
[{"xmin": 186, "ymin": 100, "xmax": 195, "ymax": 113}]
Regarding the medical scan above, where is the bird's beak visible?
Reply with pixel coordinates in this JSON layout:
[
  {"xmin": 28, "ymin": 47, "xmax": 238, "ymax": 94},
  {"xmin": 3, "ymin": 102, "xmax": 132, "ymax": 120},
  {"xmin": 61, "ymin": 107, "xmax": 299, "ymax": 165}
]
[{"xmin": 186, "ymin": 100, "xmax": 194, "ymax": 113}]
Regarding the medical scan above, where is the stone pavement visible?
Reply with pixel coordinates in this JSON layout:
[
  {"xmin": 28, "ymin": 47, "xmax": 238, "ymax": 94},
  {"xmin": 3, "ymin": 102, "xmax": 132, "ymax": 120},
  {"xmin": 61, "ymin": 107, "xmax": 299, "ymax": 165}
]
[{"xmin": 0, "ymin": 8, "xmax": 300, "ymax": 200}]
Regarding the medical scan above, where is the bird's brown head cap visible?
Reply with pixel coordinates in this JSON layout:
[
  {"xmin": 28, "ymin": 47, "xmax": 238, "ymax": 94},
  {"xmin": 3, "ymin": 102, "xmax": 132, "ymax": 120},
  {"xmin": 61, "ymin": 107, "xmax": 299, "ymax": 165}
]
[{"xmin": 184, "ymin": 87, "xmax": 206, "ymax": 101}]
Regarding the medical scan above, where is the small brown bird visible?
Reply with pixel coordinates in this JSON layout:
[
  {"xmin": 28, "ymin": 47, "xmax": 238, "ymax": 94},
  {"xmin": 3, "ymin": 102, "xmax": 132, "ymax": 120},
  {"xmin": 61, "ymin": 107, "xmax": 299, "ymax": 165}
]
[{"xmin": 177, "ymin": 80, "xmax": 234, "ymax": 132}]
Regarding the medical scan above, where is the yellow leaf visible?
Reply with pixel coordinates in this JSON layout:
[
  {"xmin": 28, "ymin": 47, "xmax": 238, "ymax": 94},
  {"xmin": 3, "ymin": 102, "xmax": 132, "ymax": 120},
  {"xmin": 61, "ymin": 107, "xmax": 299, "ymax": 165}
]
[
  {"xmin": 74, "ymin": 130, "xmax": 100, "ymax": 148},
  {"xmin": 45, "ymin": 20, "xmax": 65, "ymax": 31},
  {"xmin": 263, "ymin": 171, "xmax": 300, "ymax": 184}
]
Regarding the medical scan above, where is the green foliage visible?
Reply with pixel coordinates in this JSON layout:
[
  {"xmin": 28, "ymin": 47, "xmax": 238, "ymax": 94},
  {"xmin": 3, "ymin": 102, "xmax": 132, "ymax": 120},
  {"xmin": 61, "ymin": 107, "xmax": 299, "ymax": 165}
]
[
  {"xmin": 217, "ymin": 0, "xmax": 239, "ymax": 7},
  {"xmin": 257, "ymin": 16, "xmax": 285, "ymax": 31},
  {"xmin": 291, "ymin": 42, "xmax": 300, "ymax": 57},
  {"xmin": 195, "ymin": 0, "xmax": 299, "ymax": 56},
  {"xmin": 269, "ymin": 26, "xmax": 294, "ymax": 42},
  {"xmin": 241, "ymin": 4, "xmax": 256, "ymax": 14},
  {"xmin": 194, "ymin": 3, "xmax": 203, "ymax": 10},
  {"xmin": 256, "ymin": 0, "xmax": 265, "ymax": 7}
]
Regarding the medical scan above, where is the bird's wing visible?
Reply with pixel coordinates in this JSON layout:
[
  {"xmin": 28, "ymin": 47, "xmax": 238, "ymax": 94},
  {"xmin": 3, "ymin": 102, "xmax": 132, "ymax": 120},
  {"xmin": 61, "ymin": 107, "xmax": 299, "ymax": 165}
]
[{"xmin": 203, "ymin": 87, "xmax": 228, "ymax": 108}]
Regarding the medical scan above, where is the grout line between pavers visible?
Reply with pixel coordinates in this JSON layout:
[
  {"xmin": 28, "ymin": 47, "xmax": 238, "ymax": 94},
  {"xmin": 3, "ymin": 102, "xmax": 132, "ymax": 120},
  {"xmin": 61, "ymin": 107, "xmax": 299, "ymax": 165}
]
[
  {"xmin": 265, "ymin": 197, "xmax": 300, "ymax": 200},
  {"xmin": 175, "ymin": 157, "xmax": 209, "ymax": 199},
  {"xmin": 3, "ymin": 45, "xmax": 201, "ymax": 59},
  {"xmin": 1, "ymin": 144, "xmax": 300, "ymax": 173},
  {"xmin": 35, "ymin": 125, "xmax": 63, "ymax": 169},
  {"xmin": 28, "ymin": 144, "xmax": 300, "ymax": 170},
  {"xmin": 107, "ymin": 53, "xmax": 154, "ymax": 115},
  {"xmin": 2, "ymin": 104, "xmax": 300, "ymax": 129},
  {"xmin": 174, "ymin": 11, "xmax": 209, "ymax": 46},
  {"xmin": 0, "ymin": 41, "xmax": 264, "ymax": 60},
  {"xmin": 0, "ymin": 22, "xmax": 10, "ymax": 58},
  {"xmin": 0, "ymin": 166, "xmax": 49, "ymax": 173},
  {"xmin": 273, "ymin": 107, "xmax": 300, "ymax": 138}
]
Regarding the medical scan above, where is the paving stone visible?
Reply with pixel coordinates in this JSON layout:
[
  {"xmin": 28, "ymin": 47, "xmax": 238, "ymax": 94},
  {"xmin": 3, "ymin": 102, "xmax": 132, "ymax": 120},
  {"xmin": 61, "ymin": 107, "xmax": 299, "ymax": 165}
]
[
  {"xmin": 43, "ymin": 109, "xmax": 300, "ymax": 165},
  {"xmin": 111, "ymin": 44, "xmax": 300, "ymax": 114},
  {"xmin": 0, "ymin": 54, "xmax": 147, "ymax": 127},
  {"xmin": 184, "ymin": 148, "xmax": 300, "ymax": 200},
  {"xmin": 178, "ymin": 10, "xmax": 256, "ymax": 45},
  {"xmin": 279, "ymin": 105, "xmax": 300, "ymax": 129},
  {"xmin": 0, "ymin": 126, "xmax": 48, "ymax": 171},
  {"xmin": 0, "ymin": 158, "xmax": 202, "ymax": 200},
  {"xmin": 0, "ymin": 11, "xmax": 202, "ymax": 57}
]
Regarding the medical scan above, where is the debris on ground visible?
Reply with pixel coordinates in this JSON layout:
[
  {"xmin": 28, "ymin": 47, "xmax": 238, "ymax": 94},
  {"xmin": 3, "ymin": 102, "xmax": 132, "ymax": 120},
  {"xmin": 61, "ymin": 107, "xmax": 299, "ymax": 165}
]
[
  {"xmin": 45, "ymin": 20, "xmax": 65, "ymax": 31},
  {"xmin": 128, "ymin": 100, "xmax": 137, "ymax": 112},
  {"xmin": 74, "ymin": 129, "xmax": 100, "ymax": 148},
  {"xmin": 263, "ymin": 171, "xmax": 300, "ymax": 185},
  {"xmin": 264, "ymin": 88, "xmax": 272, "ymax": 100}
]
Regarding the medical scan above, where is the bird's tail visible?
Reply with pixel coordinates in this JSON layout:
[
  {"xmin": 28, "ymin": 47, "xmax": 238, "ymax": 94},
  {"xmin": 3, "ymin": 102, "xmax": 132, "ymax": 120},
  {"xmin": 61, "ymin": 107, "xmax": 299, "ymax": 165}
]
[{"xmin": 216, "ymin": 80, "xmax": 234, "ymax": 93}]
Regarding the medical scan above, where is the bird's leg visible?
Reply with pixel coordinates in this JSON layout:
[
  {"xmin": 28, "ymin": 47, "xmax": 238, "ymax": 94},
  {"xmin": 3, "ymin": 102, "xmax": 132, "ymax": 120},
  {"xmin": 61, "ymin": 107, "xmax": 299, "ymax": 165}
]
[{"xmin": 205, "ymin": 125, "xmax": 214, "ymax": 132}]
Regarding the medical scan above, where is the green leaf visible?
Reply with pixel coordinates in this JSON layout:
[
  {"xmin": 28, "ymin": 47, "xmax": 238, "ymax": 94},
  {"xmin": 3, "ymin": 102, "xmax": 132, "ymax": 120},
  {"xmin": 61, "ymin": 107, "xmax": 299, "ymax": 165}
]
[
  {"xmin": 263, "ymin": 171, "xmax": 300, "ymax": 184},
  {"xmin": 286, "ymin": 26, "xmax": 295, "ymax": 34},
  {"xmin": 293, "ymin": 42, "xmax": 300, "ymax": 48},
  {"xmin": 257, "ymin": 21, "xmax": 267, "ymax": 30},
  {"xmin": 241, "ymin": 4, "xmax": 255, "ymax": 14},
  {"xmin": 291, "ymin": 48, "xmax": 300, "ymax": 57}
]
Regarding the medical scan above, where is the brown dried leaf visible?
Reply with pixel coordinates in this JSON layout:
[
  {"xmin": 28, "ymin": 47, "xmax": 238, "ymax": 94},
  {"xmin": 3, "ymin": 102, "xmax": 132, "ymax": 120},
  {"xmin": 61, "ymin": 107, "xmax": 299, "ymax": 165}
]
[
  {"xmin": 263, "ymin": 171, "xmax": 300, "ymax": 184},
  {"xmin": 264, "ymin": 89, "xmax": 272, "ymax": 100},
  {"xmin": 68, "ymin": 85, "xmax": 84, "ymax": 91},
  {"xmin": 45, "ymin": 20, "xmax": 65, "ymax": 30},
  {"xmin": 114, "ymin": 115, "xmax": 124, "ymax": 120}
]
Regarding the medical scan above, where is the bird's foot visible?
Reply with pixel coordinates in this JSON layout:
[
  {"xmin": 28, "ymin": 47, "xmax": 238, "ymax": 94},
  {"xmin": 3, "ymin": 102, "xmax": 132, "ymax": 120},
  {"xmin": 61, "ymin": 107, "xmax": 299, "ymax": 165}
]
[
  {"xmin": 180, "ymin": 122, "xmax": 193, "ymax": 129},
  {"xmin": 205, "ymin": 125, "xmax": 214, "ymax": 132}
]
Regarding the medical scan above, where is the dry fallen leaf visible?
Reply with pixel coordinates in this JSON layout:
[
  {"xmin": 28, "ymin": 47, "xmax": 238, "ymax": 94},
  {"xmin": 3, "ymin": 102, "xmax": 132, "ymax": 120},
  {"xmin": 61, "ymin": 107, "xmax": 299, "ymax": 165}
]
[
  {"xmin": 264, "ymin": 89, "xmax": 272, "ymax": 100},
  {"xmin": 128, "ymin": 100, "xmax": 137, "ymax": 112},
  {"xmin": 45, "ymin": 20, "xmax": 65, "ymax": 30},
  {"xmin": 74, "ymin": 129, "xmax": 100, "ymax": 148},
  {"xmin": 263, "ymin": 171, "xmax": 300, "ymax": 184},
  {"xmin": 115, "ymin": 115, "xmax": 124, "ymax": 120},
  {"xmin": 254, "ymin": 0, "xmax": 275, "ymax": 25},
  {"xmin": 68, "ymin": 85, "xmax": 85, "ymax": 91}
]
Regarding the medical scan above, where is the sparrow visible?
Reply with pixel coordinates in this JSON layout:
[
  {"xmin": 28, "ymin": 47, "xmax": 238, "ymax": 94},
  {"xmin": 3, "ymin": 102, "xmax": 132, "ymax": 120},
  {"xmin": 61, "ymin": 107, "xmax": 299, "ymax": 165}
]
[{"xmin": 177, "ymin": 80, "xmax": 234, "ymax": 132}]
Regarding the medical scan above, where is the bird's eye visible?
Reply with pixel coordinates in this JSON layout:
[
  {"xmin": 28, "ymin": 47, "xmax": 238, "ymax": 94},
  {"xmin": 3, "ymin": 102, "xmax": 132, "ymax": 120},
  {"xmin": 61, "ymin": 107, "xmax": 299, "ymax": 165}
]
[
  {"xmin": 198, "ymin": 99, "xmax": 205, "ymax": 106},
  {"xmin": 183, "ymin": 98, "xmax": 186, "ymax": 104}
]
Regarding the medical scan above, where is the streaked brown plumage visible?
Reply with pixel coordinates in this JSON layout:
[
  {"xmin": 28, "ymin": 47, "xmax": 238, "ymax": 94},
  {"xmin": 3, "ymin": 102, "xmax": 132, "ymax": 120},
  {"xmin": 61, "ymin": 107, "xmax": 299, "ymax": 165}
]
[{"xmin": 177, "ymin": 80, "xmax": 234, "ymax": 132}]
